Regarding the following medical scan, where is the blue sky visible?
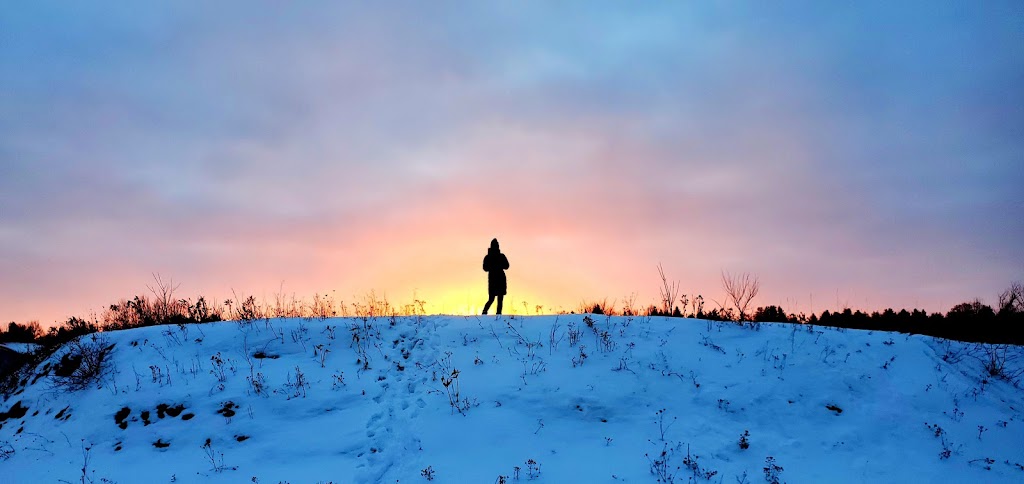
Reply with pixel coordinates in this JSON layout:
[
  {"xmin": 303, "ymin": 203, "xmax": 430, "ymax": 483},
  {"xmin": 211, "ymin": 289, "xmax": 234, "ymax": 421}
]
[{"xmin": 1, "ymin": 1, "xmax": 1022, "ymax": 323}]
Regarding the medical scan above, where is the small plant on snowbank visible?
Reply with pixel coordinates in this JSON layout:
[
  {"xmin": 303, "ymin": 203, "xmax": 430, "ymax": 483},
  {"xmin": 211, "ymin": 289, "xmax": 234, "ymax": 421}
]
[
  {"xmin": 331, "ymin": 371, "xmax": 346, "ymax": 390},
  {"xmin": 567, "ymin": 322, "xmax": 583, "ymax": 347},
  {"xmin": 571, "ymin": 345, "xmax": 588, "ymax": 368},
  {"xmin": 285, "ymin": 366, "xmax": 309, "ymax": 399},
  {"xmin": 440, "ymin": 366, "xmax": 465, "ymax": 414},
  {"xmin": 201, "ymin": 438, "xmax": 237, "ymax": 473},
  {"xmin": 350, "ymin": 318, "xmax": 381, "ymax": 370},
  {"xmin": 596, "ymin": 328, "xmax": 616, "ymax": 353},
  {"xmin": 738, "ymin": 430, "xmax": 750, "ymax": 450},
  {"xmin": 925, "ymin": 422, "xmax": 961, "ymax": 459},
  {"xmin": 58, "ymin": 440, "xmax": 94, "ymax": 484},
  {"xmin": 525, "ymin": 459, "xmax": 542, "ymax": 479},
  {"xmin": 700, "ymin": 335, "xmax": 725, "ymax": 354},
  {"xmin": 944, "ymin": 398, "xmax": 964, "ymax": 422},
  {"xmin": 548, "ymin": 318, "xmax": 564, "ymax": 354},
  {"xmin": 246, "ymin": 371, "xmax": 268, "ymax": 397},
  {"xmin": 0, "ymin": 440, "xmax": 14, "ymax": 460},
  {"xmin": 763, "ymin": 456, "xmax": 783, "ymax": 484},
  {"xmin": 646, "ymin": 442, "xmax": 680, "ymax": 483},
  {"xmin": 314, "ymin": 344, "xmax": 330, "ymax": 368},
  {"xmin": 437, "ymin": 352, "xmax": 474, "ymax": 415},
  {"xmin": 231, "ymin": 292, "xmax": 266, "ymax": 326},
  {"xmin": 210, "ymin": 353, "xmax": 226, "ymax": 382},
  {"xmin": 655, "ymin": 408, "xmax": 677, "ymax": 442},
  {"xmin": 658, "ymin": 263, "xmax": 681, "ymax": 316},
  {"xmin": 290, "ymin": 321, "xmax": 310, "ymax": 351},
  {"xmin": 968, "ymin": 457, "xmax": 996, "ymax": 471},
  {"xmin": 682, "ymin": 445, "xmax": 718, "ymax": 481}
]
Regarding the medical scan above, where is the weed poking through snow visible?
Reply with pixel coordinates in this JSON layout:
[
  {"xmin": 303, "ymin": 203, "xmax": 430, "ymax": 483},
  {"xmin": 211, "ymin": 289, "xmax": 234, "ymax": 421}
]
[
  {"xmin": 201, "ymin": 438, "xmax": 237, "ymax": 473},
  {"xmin": 739, "ymin": 430, "xmax": 750, "ymax": 450},
  {"xmin": 285, "ymin": 366, "xmax": 309, "ymax": 399},
  {"xmin": 763, "ymin": 456, "xmax": 783, "ymax": 484},
  {"xmin": 437, "ymin": 352, "xmax": 474, "ymax": 415}
]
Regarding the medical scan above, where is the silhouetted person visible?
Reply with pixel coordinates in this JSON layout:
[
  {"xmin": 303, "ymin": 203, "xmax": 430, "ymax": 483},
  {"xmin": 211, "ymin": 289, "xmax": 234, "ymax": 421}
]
[{"xmin": 482, "ymin": 238, "xmax": 509, "ymax": 315}]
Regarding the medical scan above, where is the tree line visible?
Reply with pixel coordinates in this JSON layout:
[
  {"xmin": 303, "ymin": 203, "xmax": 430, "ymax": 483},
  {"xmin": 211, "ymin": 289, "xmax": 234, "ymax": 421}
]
[{"xmin": 3, "ymin": 280, "xmax": 1022, "ymax": 348}]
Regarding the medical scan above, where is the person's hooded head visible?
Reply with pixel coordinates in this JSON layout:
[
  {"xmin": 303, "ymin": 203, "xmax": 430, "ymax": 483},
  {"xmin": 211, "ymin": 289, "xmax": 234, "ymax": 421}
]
[{"xmin": 489, "ymin": 238, "xmax": 500, "ymax": 253}]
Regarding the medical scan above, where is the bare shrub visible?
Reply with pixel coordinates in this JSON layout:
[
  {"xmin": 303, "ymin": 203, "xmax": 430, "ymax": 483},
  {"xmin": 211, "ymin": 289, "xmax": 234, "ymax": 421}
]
[
  {"xmin": 352, "ymin": 291, "xmax": 392, "ymax": 319},
  {"xmin": 0, "ymin": 346, "xmax": 36, "ymax": 395},
  {"xmin": 622, "ymin": 292, "xmax": 639, "ymax": 316},
  {"xmin": 999, "ymin": 281, "xmax": 1023, "ymax": 316},
  {"xmin": 308, "ymin": 292, "xmax": 337, "ymax": 320},
  {"xmin": 977, "ymin": 344, "xmax": 1024, "ymax": 384},
  {"xmin": 147, "ymin": 273, "xmax": 183, "ymax": 325},
  {"xmin": 50, "ymin": 335, "xmax": 115, "ymax": 391},
  {"xmin": 102, "ymin": 279, "xmax": 220, "ymax": 330},
  {"xmin": 272, "ymin": 283, "xmax": 302, "ymax": 318},
  {"xmin": 103, "ymin": 296, "xmax": 151, "ymax": 330},
  {"xmin": 186, "ymin": 296, "xmax": 222, "ymax": 324},
  {"xmin": 721, "ymin": 271, "xmax": 760, "ymax": 322},
  {"xmin": 231, "ymin": 292, "xmax": 265, "ymax": 324}
]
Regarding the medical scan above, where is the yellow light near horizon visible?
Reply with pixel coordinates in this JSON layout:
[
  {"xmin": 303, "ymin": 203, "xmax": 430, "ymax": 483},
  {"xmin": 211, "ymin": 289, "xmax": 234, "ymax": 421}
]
[
  {"xmin": 428, "ymin": 284, "xmax": 483, "ymax": 315},
  {"xmin": 418, "ymin": 285, "xmax": 550, "ymax": 317}
]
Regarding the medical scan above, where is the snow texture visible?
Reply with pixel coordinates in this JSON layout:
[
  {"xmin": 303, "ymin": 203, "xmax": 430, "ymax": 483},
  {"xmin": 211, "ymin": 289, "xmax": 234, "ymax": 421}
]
[
  {"xmin": 1, "ymin": 315, "xmax": 1022, "ymax": 483},
  {"xmin": 0, "ymin": 343, "xmax": 41, "ymax": 354}
]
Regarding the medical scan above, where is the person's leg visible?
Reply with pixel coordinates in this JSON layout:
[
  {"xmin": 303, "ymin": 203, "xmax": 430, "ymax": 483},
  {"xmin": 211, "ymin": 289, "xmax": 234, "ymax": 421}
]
[
  {"xmin": 483, "ymin": 295, "xmax": 495, "ymax": 315},
  {"xmin": 496, "ymin": 295, "xmax": 504, "ymax": 315}
]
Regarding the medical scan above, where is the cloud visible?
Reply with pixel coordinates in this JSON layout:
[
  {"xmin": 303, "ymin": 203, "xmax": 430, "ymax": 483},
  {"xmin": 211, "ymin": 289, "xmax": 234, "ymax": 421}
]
[{"xmin": 1, "ymin": 2, "xmax": 1022, "ymax": 323}]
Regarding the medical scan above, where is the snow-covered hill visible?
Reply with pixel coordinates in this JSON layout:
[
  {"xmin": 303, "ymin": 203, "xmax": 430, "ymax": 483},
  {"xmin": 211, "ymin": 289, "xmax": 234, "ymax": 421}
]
[
  {"xmin": 1, "ymin": 315, "xmax": 1022, "ymax": 483},
  {"xmin": 0, "ymin": 343, "xmax": 42, "ymax": 354}
]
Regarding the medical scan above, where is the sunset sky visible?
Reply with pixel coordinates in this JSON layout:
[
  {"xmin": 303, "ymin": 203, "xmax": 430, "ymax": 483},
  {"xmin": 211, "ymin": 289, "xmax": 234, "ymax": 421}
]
[{"xmin": 2, "ymin": 2, "xmax": 1022, "ymax": 326}]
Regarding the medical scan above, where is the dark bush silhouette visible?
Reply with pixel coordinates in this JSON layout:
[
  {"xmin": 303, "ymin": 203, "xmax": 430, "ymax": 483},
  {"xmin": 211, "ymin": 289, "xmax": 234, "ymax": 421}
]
[
  {"xmin": 0, "ymin": 322, "xmax": 42, "ymax": 343},
  {"xmin": 42, "ymin": 317, "xmax": 98, "ymax": 349},
  {"xmin": 103, "ymin": 295, "xmax": 222, "ymax": 331}
]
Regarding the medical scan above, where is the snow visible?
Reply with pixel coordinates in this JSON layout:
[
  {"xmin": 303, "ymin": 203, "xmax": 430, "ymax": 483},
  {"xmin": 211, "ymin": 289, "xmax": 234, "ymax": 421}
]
[
  {"xmin": 1, "ymin": 315, "xmax": 1022, "ymax": 483},
  {"xmin": 0, "ymin": 343, "xmax": 41, "ymax": 354}
]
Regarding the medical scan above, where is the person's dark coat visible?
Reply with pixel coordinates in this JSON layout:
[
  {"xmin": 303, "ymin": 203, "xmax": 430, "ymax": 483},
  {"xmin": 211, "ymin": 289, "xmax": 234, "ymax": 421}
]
[{"xmin": 483, "ymin": 239, "xmax": 509, "ymax": 296}]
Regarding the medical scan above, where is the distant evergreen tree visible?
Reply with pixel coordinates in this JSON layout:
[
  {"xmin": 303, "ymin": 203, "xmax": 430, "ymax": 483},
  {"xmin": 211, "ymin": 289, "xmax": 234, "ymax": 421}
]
[{"xmin": 753, "ymin": 306, "xmax": 789, "ymax": 323}]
